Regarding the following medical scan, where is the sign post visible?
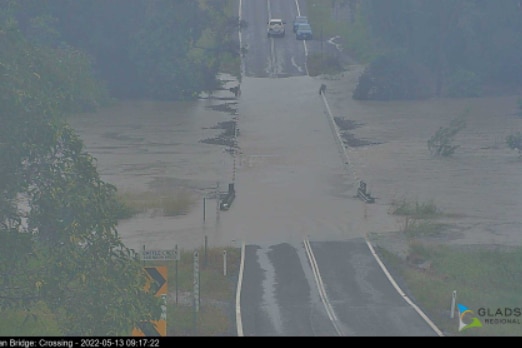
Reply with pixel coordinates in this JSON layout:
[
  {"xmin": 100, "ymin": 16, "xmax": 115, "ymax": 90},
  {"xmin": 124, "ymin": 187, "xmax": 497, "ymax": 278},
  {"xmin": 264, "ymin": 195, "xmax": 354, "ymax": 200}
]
[
  {"xmin": 450, "ymin": 290, "xmax": 457, "ymax": 318},
  {"xmin": 223, "ymin": 249, "xmax": 227, "ymax": 276},
  {"xmin": 175, "ymin": 244, "xmax": 179, "ymax": 304},
  {"xmin": 132, "ymin": 265, "xmax": 167, "ymax": 336},
  {"xmin": 193, "ymin": 250, "xmax": 200, "ymax": 333}
]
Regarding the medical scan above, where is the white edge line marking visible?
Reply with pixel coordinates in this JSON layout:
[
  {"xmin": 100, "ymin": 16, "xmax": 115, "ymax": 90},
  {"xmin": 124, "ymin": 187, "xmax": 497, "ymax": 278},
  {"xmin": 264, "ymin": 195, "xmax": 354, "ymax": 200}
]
[
  {"xmin": 236, "ymin": 241, "xmax": 246, "ymax": 336},
  {"xmin": 364, "ymin": 238, "xmax": 445, "ymax": 336}
]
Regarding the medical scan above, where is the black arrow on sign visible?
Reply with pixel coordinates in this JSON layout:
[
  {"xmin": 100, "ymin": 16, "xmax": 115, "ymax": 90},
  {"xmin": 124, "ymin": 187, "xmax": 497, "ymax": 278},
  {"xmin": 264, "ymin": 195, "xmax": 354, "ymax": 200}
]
[{"xmin": 137, "ymin": 321, "xmax": 161, "ymax": 337}]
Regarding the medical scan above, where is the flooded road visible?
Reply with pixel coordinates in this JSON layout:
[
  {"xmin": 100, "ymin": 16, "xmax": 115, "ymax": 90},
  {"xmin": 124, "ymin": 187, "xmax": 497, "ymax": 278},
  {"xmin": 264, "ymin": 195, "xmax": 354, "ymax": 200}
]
[
  {"xmin": 61, "ymin": 0, "xmax": 522, "ymax": 336},
  {"xmin": 69, "ymin": 64, "xmax": 522, "ymax": 336},
  {"xmin": 69, "ymin": 65, "xmax": 522, "ymax": 254}
]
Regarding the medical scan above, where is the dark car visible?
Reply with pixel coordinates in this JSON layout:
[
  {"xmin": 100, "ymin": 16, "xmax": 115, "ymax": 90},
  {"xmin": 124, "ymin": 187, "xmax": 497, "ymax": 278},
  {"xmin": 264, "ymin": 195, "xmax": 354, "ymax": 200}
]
[
  {"xmin": 295, "ymin": 23, "xmax": 312, "ymax": 40},
  {"xmin": 293, "ymin": 15, "xmax": 308, "ymax": 32}
]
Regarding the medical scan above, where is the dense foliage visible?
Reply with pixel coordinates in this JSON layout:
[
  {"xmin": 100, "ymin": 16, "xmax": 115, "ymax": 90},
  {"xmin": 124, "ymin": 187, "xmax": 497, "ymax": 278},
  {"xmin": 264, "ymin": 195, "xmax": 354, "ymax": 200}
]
[
  {"xmin": 10, "ymin": 0, "xmax": 240, "ymax": 100},
  {"xmin": 0, "ymin": 2, "xmax": 182, "ymax": 335},
  {"xmin": 341, "ymin": 0, "xmax": 522, "ymax": 99},
  {"xmin": 0, "ymin": 0, "xmax": 241, "ymax": 335}
]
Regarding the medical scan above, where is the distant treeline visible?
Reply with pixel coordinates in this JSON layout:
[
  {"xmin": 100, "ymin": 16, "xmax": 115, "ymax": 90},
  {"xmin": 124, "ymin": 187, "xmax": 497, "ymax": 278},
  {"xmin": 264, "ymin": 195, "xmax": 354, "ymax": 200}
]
[
  {"xmin": 4, "ymin": 0, "xmax": 240, "ymax": 101},
  {"xmin": 345, "ymin": 0, "xmax": 522, "ymax": 98}
]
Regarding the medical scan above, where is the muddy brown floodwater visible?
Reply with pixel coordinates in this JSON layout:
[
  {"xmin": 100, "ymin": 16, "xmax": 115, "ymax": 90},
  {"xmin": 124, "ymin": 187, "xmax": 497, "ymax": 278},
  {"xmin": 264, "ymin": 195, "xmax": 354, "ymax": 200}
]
[
  {"xmin": 327, "ymin": 65, "xmax": 522, "ymax": 254},
  {"xmin": 69, "ymin": 67, "xmax": 522, "ymax": 255},
  {"xmin": 68, "ymin": 74, "xmax": 241, "ymax": 252}
]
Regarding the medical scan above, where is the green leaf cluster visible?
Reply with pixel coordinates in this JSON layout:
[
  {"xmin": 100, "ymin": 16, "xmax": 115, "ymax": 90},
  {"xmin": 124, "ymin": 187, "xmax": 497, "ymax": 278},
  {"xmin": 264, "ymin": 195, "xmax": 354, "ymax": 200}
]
[
  {"xmin": 0, "ymin": 10, "xmax": 159, "ymax": 335},
  {"xmin": 9, "ymin": 0, "xmax": 241, "ymax": 100}
]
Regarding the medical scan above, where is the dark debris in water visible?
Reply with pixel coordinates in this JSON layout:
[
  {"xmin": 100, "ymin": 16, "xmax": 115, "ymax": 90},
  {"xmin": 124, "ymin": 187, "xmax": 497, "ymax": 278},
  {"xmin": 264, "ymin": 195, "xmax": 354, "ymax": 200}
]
[
  {"xmin": 341, "ymin": 132, "xmax": 381, "ymax": 147},
  {"xmin": 334, "ymin": 117, "xmax": 381, "ymax": 147},
  {"xmin": 334, "ymin": 117, "xmax": 364, "ymax": 131},
  {"xmin": 200, "ymin": 120, "xmax": 239, "ymax": 149},
  {"xmin": 206, "ymin": 102, "xmax": 238, "ymax": 115}
]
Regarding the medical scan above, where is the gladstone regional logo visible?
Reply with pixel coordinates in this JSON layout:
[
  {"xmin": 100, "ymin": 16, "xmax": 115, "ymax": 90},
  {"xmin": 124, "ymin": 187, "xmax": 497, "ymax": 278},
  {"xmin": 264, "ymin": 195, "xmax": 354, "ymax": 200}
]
[
  {"xmin": 458, "ymin": 304, "xmax": 483, "ymax": 332},
  {"xmin": 458, "ymin": 303, "xmax": 521, "ymax": 332}
]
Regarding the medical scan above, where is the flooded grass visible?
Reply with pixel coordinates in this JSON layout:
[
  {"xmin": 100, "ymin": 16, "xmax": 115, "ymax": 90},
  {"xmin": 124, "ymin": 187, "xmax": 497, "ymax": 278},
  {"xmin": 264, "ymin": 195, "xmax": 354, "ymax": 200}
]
[
  {"xmin": 390, "ymin": 197, "xmax": 441, "ymax": 219},
  {"xmin": 116, "ymin": 189, "xmax": 197, "ymax": 218}
]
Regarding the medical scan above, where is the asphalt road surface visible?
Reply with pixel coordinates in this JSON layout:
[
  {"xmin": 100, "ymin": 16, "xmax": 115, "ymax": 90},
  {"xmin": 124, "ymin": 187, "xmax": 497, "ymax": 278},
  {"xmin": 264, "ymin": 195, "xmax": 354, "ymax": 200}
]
[{"xmin": 222, "ymin": 0, "xmax": 441, "ymax": 336}]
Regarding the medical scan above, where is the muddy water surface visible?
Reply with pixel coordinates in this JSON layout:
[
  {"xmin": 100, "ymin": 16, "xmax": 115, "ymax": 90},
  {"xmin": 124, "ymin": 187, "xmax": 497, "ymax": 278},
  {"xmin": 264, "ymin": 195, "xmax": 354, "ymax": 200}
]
[
  {"xmin": 68, "ymin": 77, "xmax": 240, "ymax": 251},
  {"xmin": 327, "ymin": 65, "xmax": 522, "ymax": 249},
  {"xmin": 69, "ymin": 67, "xmax": 522, "ymax": 253}
]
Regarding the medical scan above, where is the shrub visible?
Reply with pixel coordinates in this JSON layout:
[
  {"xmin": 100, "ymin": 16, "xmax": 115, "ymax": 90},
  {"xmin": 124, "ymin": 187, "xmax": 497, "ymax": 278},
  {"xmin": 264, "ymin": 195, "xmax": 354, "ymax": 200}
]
[
  {"xmin": 390, "ymin": 198, "xmax": 440, "ymax": 219},
  {"xmin": 427, "ymin": 117, "xmax": 466, "ymax": 157}
]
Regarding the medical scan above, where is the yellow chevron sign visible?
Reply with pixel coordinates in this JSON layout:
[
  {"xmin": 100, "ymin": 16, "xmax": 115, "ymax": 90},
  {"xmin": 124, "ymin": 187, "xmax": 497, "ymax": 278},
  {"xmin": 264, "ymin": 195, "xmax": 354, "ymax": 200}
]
[
  {"xmin": 132, "ymin": 320, "xmax": 166, "ymax": 337},
  {"xmin": 144, "ymin": 266, "xmax": 168, "ymax": 296},
  {"xmin": 132, "ymin": 266, "xmax": 167, "ymax": 336}
]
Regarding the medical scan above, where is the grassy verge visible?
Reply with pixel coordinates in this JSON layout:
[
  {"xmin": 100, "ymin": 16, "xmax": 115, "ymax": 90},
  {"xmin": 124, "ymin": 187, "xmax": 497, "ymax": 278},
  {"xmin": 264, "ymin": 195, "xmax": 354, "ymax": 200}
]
[
  {"xmin": 380, "ymin": 198, "xmax": 522, "ymax": 336},
  {"xmin": 378, "ymin": 243, "xmax": 522, "ymax": 336},
  {"xmin": 143, "ymin": 246, "xmax": 241, "ymax": 336}
]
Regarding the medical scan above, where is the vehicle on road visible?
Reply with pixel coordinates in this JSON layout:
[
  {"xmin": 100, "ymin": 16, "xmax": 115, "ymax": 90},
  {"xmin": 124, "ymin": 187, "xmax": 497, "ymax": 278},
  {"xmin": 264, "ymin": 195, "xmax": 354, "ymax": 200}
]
[
  {"xmin": 267, "ymin": 19, "xmax": 285, "ymax": 38},
  {"xmin": 295, "ymin": 23, "xmax": 312, "ymax": 40},
  {"xmin": 292, "ymin": 15, "xmax": 308, "ymax": 32}
]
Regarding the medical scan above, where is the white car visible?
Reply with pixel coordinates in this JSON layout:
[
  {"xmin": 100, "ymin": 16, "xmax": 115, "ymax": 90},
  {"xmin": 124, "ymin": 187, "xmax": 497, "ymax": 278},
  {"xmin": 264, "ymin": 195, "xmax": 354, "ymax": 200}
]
[{"xmin": 267, "ymin": 19, "xmax": 285, "ymax": 38}]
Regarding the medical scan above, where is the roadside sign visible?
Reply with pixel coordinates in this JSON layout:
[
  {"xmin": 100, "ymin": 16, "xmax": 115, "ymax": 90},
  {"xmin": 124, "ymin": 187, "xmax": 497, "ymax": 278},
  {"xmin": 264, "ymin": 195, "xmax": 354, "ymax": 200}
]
[
  {"xmin": 193, "ymin": 251, "xmax": 200, "ymax": 312},
  {"xmin": 141, "ymin": 249, "xmax": 178, "ymax": 261},
  {"xmin": 144, "ymin": 266, "xmax": 168, "ymax": 296},
  {"xmin": 132, "ymin": 265, "xmax": 168, "ymax": 337}
]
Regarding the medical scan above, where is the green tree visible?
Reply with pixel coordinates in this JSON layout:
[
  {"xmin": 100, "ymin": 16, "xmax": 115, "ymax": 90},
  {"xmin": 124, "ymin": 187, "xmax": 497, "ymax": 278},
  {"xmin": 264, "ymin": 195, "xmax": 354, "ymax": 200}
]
[
  {"xmin": 0, "ymin": 12, "xmax": 159, "ymax": 335},
  {"xmin": 353, "ymin": 0, "xmax": 522, "ymax": 98},
  {"xmin": 12, "ymin": 0, "xmax": 241, "ymax": 100}
]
